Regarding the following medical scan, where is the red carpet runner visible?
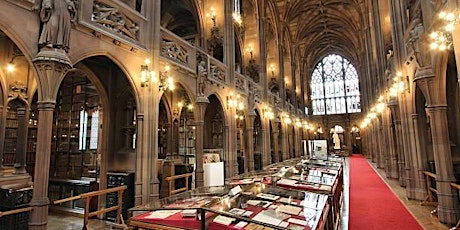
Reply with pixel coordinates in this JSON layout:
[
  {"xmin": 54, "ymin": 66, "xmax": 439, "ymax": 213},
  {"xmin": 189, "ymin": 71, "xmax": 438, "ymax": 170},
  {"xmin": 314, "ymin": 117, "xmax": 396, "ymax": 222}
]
[{"xmin": 349, "ymin": 154, "xmax": 423, "ymax": 230}]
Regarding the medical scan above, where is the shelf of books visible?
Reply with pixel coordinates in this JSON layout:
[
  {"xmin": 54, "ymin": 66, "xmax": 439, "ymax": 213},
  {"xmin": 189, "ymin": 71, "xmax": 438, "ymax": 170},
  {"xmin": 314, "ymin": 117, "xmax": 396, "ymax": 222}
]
[{"xmin": 128, "ymin": 155, "xmax": 344, "ymax": 230}]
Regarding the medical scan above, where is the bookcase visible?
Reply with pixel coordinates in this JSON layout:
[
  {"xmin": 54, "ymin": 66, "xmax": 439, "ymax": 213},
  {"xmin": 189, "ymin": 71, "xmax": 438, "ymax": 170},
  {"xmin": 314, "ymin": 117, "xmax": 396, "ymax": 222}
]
[
  {"xmin": 3, "ymin": 109, "xmax": 18, "ymax": 167},
  {"xmin": 178, "ymin": 116, "xmax": 195, "ymax": 164},
  {"xmin": 50, "ymin": 76, "xmax": 100, "ymax": 180},
  {"xmin": 48, "ymin": 76, "xmax": 100, "ymax": 213},
  {"xmin": 26, "ymin": 106, "xmax": 38, "ymax": 179}
]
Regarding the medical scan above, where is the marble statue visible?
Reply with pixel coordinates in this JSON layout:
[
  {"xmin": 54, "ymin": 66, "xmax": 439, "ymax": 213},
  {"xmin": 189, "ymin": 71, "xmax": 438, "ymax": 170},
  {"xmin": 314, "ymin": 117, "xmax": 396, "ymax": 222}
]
[{"xmin": 332, "ymin": 131, "xmax": 341, "ymax": 150}]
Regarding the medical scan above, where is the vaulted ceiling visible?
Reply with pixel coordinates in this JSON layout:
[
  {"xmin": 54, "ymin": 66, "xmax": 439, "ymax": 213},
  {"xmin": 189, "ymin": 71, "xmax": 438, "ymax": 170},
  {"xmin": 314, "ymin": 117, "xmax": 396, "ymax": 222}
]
[{"xmin": 272, "ymin": 0, "xmax": 367, "ymax": 69}]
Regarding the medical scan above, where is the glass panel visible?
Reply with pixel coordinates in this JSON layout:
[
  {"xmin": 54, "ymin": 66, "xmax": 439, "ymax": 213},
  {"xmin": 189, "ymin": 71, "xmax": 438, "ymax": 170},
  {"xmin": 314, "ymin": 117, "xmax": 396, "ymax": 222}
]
[{"xmin": 89, "ymin": 110, "xmax": 99, "ymax": 150}]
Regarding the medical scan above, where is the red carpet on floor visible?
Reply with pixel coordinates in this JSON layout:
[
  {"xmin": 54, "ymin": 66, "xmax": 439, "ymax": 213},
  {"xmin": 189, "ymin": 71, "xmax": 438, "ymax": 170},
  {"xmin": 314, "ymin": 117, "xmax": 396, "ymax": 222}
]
[{"xmin": 349, "ymin": 154, "xmax": 423, "ymax": 230}]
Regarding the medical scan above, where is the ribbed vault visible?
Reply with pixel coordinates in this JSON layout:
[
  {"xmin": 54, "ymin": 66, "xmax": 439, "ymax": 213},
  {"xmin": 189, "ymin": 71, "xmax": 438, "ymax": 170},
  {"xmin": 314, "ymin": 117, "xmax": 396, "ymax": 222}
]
[{"xmin": 275, "ymin": 0, "xmax": 366, "ymax": 68}]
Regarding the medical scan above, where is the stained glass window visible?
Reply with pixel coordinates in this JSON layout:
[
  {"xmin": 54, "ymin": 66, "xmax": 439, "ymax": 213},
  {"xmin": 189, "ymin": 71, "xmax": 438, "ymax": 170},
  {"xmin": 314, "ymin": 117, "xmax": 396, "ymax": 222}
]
[{"xmin": 311, "ymin": 54, "xmax": 361, "ymax": 115}]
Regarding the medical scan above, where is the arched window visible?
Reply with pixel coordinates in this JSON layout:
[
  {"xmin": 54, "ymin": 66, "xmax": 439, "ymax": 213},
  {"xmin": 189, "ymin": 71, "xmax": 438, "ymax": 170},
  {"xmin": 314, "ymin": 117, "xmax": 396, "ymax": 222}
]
[{"xmin": 311, "ymin": 54, "xmax": 361, "ymax": 115}]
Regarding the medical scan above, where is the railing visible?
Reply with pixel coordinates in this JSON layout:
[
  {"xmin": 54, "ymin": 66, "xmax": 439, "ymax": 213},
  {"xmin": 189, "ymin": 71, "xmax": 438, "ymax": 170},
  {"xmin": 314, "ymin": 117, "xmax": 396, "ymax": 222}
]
[
  {"xmin": 450, "ymin": 183, "xmax": 460, "ymax": 230},
  {"xmin": 0, "ymin": 206, "xmax": 32, "ymax": 218},
  {"xmin": 52, "ymin": 185, "xmax": 127, "ymax": 230},
  {"xmin": 165, "ymin": 173, "xmax": 193, "ymax": 196},
  {"xmin": 421, "ymin": 171, "xmax": 438, "ymax": 206}
]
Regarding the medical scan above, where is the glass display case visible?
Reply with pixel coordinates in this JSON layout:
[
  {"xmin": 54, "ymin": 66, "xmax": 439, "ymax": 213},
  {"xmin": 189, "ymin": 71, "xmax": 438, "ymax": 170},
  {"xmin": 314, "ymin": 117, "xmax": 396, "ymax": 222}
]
[
  {"xmin": 204, "ymin": 184, "xmax": 329, "ymax": 230},
  {"xmin": 128, "ymin": 157, "xmax": 343, "ymax": 230}
]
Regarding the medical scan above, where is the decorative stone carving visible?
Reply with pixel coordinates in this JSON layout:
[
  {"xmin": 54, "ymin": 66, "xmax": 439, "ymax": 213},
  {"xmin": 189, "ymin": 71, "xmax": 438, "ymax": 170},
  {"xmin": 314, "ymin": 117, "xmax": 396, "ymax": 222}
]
[
  {"xmin": 430, "ymin": 0, "xmax": 447, "ymax": 12},
  {"xmin": 246, "ymin": 59, "xmax": 259, "ymax": 82},
  {"xmin": 92, "ymin": 1, "xmax": 140, "ymax": 40},
  {"xmin": 407, "ymin": 22, "xmax": 429, "ymax": 68},
  {"xmin": 162, "ymin": 40, "xmax": 189, "ymax": 65},
  {"xmin": 39, "ymin": 0, "xmax": 77, "ymax": 52},
  {"xmin": 8, "ymin": 81, "xmax": 28, "ymax": 100},
  {"xmin": 269, "ymin": 78, "xmax": 279, "ymax": 96},
  {"xmin": 209, "ymin": 64, "xmax": 225, "ymax": 82},
  {"xmin": 235, "ymin": 74, "xmax": 245, "ymax": 91}
]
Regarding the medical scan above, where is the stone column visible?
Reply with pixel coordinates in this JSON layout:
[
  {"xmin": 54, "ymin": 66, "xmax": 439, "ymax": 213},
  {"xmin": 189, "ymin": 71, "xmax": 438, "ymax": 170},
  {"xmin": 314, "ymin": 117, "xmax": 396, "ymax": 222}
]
[
  {"xmin": 14, "ymin": 107, "xmax": 28, "ymax": 174},
  {"xmin": 427, "ymin": 105, "xmax": 460, "ymax": 225},
  {"xmin": 386, "ymin": 120, "xmax": 398, "ymax": 179},
  {"xmin": 281, "ymin": 124, "xmax": 289, "ymax": 161},
  {"xmin": 29, "ymin": 50, "xmax": 72, "ymax": 230},
  {"xmin": 134, "ymin": 114, "xmax": 144, "ymax": 206},
  {"xmin": 194, "ymin": 98, "xmax": 209, "ymax": 187},
  {"xmin": 171, "ymin": 119, "xmax": 179, "ymax": 157},
  {"xmin": 261, "ymin": 117, "xmax": 271, "ymax": 167},
  {"xmin": 391, "ymin": 112, "xmax": 406, "ymax": 187},
  {"xmin": 411, "ymin": 113, "xmax": 428, "ymax": 200},
  {"xmin": 272, "ymin": 121, "xmax": 280, "ymax": 163},
  {"xmin": 246, "ymin": 113, "xmax": 255, "ymax": 172},
  {"xmin": 0, "ymin": 105, "xmax": 4, "ymax": 175}
]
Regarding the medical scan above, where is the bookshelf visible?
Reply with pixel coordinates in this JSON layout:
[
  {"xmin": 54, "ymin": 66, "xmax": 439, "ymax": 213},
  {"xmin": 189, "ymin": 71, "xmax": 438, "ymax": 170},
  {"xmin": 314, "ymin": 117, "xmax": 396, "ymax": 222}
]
[
  {"xmin": 3, "ymin": 108, "xmax": 18, "ymax": 167},
  {"xmin": 26, "ymin": 97, "xmax": 38, "ymax": 179},
  {"xmin": 50, "ymin": 76, "xmax": 100, "ymax": 179}
]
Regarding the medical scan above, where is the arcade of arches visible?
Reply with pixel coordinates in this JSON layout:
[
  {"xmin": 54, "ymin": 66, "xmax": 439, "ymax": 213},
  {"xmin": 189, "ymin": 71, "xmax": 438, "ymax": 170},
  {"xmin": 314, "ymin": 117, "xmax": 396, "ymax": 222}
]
[{"xmin": 0, "ymin": 0, "xmax": 459, "ymax": 229}]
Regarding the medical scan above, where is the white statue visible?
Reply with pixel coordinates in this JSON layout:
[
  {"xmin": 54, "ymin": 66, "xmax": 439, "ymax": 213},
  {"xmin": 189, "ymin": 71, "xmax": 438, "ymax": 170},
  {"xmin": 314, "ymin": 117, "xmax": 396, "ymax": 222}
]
[{"xmin": 332, "ymin": 132, "xmax": 341, "ymax": 150}]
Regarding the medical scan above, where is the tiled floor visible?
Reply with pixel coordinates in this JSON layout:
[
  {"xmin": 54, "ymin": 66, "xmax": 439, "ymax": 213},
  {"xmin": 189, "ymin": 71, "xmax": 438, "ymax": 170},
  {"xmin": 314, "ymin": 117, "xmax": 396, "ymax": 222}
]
[{"xmin": 47, "ymin": 156, "xmax": 452, "ymax": 230}]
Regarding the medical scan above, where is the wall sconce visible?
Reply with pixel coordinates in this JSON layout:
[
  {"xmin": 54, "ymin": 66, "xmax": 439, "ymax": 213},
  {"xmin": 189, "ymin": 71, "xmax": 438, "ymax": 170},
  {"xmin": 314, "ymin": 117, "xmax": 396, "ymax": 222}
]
[
  {"xmin": 5, "ymin": 51, "xmax": 24, "ymax": 73},
  {"xmin": 282, "ymin": 113, "xmax": 292, "ymax": 124},
  {"xmin": 263, "ymin": 106, "xmax": 275, "ymax": 120},
  {"xmin": 430, "ymin": 11, "xmax": 459, "ymax": 51},
  {"xmin": 227, "ymin": 92, "xmax": 244, "ymax": 110},
  {"xmin": 206, "ymin": 7, "xmax": 217, "ymax": 27},
  {"xmin": 430, "ymin": 31, "xmax": 452, "ymax": 51},
  {"xmin": 295, "ymin": 119, "xmax": 302, "ymax": 128},
  {"xmin": 269, "ymin": 64, "xmax": 275, "ymax": 78},
  {"xmin": 140, "ymin": 59, "xmax": 174, "ymax": 91},
  {"xmin": 351, "ymin": 125, "xmax": 360, "ymax": 134},
  {"xmin": 177, "ymin": 99, "xmax": 193, "ymax": 111},
  {"xmin": 233, "ymin": 12, "xmax": 243, "ymax": 26},
  {"xmin": 246, "ymin": 44, "xmax": 254, "ymax": 60}
]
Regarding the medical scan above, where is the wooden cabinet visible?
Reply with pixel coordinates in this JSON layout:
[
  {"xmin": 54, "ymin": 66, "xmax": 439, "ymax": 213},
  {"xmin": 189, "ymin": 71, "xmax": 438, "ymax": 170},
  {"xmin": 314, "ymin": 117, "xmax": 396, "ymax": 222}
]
[{"xmin": 106, "ymin": 172, "xmax": 134, "ymax": 221}]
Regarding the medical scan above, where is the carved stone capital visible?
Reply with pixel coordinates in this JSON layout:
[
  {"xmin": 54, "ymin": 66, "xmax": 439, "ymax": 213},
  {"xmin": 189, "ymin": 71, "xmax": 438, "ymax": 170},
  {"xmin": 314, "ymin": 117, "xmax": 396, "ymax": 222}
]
[{"xmin": 414, "ymin": 66, "xmax": 436, "ymax": 105}]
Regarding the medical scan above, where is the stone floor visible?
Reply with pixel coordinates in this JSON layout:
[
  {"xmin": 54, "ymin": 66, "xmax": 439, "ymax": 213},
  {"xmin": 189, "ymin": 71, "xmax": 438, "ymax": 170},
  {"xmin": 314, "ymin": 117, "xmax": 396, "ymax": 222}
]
[{"xmin": 47, "ymin": 156, "xmax": 452, "ymax": 230}]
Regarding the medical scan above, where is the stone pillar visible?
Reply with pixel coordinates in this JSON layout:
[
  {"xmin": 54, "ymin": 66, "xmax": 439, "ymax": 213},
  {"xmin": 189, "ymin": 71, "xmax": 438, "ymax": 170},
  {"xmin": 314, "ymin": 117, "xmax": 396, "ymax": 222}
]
[
  {"xmin": 411, "ymin": 113, "xmax": 428, "ymax": 200},
  {"xmin": 14, "ymin": 107, "xmax": 28, "ymax": 174},
  {"xmin": 29, "ymin": 50, "xmax": 72, "ymax": 230},
  {"xmin": 376, "ymin": 118, "xmax": 385, "ymax": 169},
  {"xmin": 0, "ymin": 105, "xmax": 4, "ymax": 175},
  {"xmin": 194, "ymin": 98, "xmax": 209, "ymax": 187},
  {"xmin": 261, "ymin": 117, "xmax": 271, "ymax": 167},
  {"xmin": 271, "ymin": 122, "xmax": 280, "ymax": 163},
  {"xmin": 171, "ymin": 119, "xmax": 179, "ymax": 157},
  {"xmin": 394, "ymin": 119, "xmax": 406, "ymax": 186},
  {"xmin": 28, "ymin": 102, "xmax": 54, "ymax": 229},
  {"xmin": 427, "ymin": 105, "xmax": 460, "ymax": 225},
  {"xmin": 281, "ymin": 124, "xmax": 289, "ymax": 161},
  {"xmin": 246, "ymin": 113, "xmax": 255, "ymax": 172},
  {"xmin": 134, "ymin": 114, "xmax": 144, "ymax": 206}
]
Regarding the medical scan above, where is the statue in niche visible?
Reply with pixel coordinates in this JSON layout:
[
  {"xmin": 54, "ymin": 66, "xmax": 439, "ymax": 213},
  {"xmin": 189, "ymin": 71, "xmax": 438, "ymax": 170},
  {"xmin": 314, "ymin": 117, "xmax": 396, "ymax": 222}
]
[
  {"xmin": 332, "ymin": 131, "xmax": 341, "ymax": 150},
  {"xmin": 385, "ymin": 49, "xmax": 394, "ymax": 78},
  {"xmin": 246, "ymin": 59, "xmax": 259, "ymax": 82},
  {"xmin": 197, "ymin": 60, "xmax": 207, "ymax": 97},
  {"xmin": 39, "ymin": 0, "xmax": 77, "ymax": 52},
  {"xmin": 407, "ymin": 22, "xmax": 427, "ymax": 67}
]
